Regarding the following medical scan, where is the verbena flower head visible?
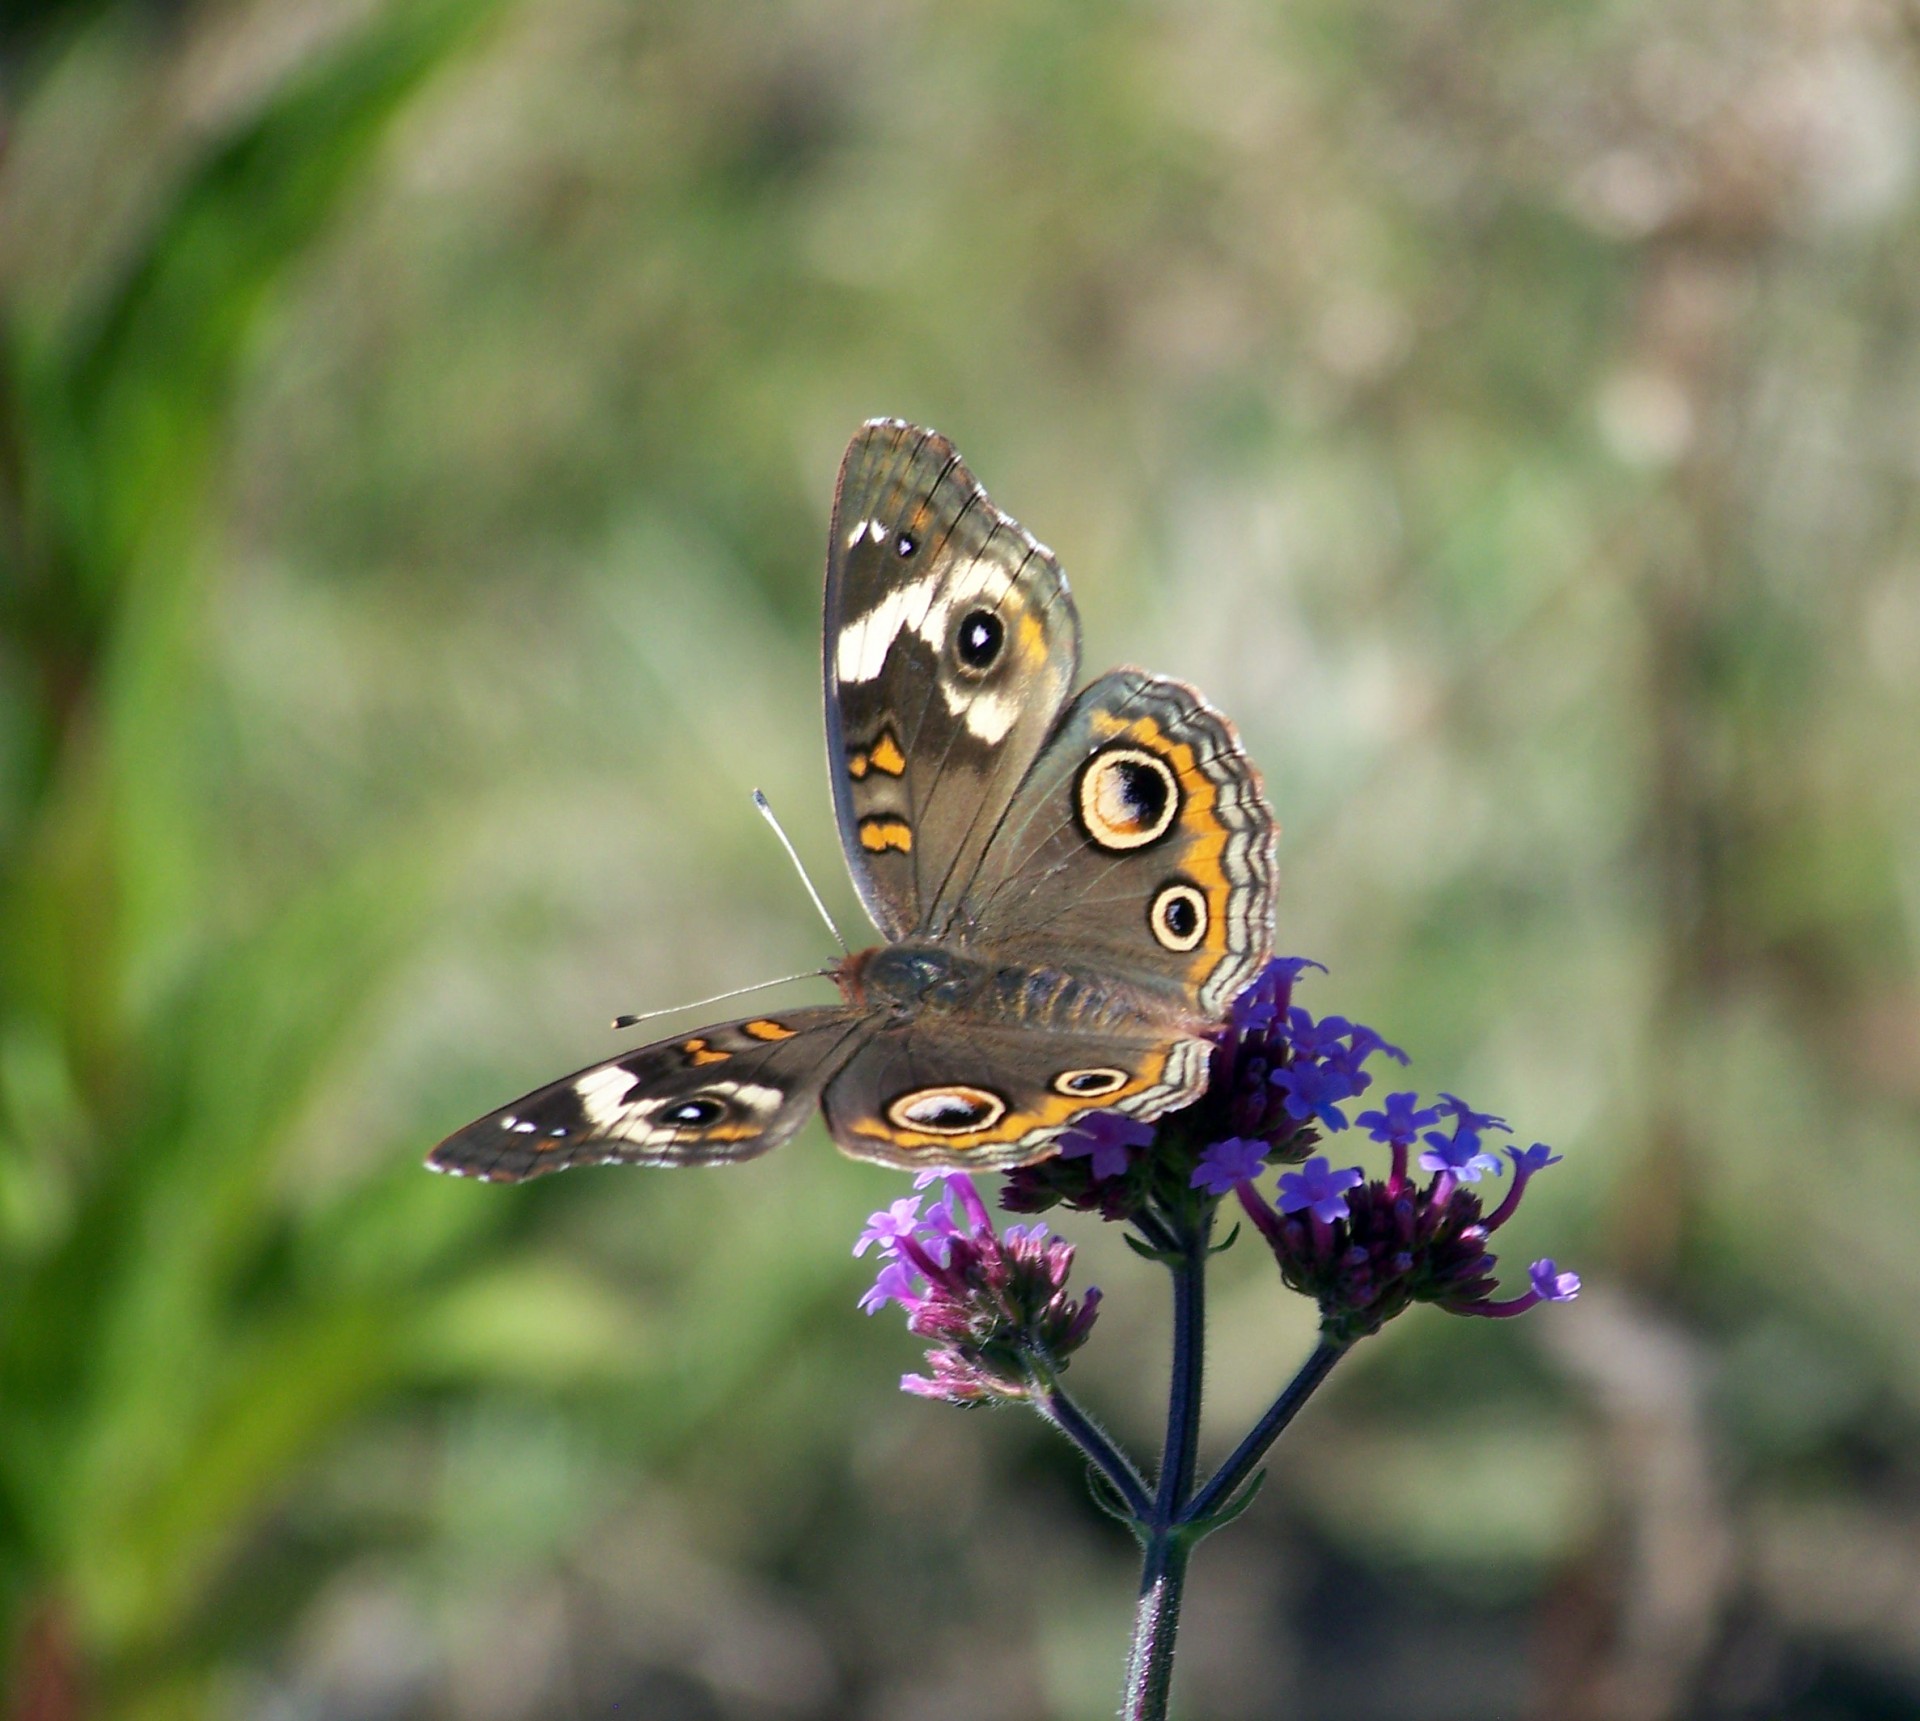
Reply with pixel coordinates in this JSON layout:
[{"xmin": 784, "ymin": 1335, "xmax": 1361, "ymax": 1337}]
[
  {"xmin": 858, "ymin": 1175, "xmax": 1101, "ymax": 1403},
  {"xmin": 996, "ymin": 956, "xmax": 1574, "ymax": 1345},
  {"xmin": 1238, "ymin": 1118, "xmax": 1578, "ymax": 1345}
]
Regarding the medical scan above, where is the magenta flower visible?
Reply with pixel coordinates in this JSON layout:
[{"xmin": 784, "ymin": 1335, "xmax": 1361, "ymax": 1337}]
[{"xmin": 858, "ymin": 1175, "xmax": 1102, "ymax": 1404}]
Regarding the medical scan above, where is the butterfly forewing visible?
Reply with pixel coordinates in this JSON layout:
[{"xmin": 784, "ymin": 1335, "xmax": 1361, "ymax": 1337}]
[
  {"xmin": 825, "ymin": 420, "xmax": 1081, "ymax": 941},
  {"xmin": 428, "ymin": 1009, "xmax": 871, "ymax": 1181}
]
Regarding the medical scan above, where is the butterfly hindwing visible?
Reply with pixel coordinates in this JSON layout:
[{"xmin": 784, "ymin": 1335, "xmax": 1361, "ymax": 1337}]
[
  {"xmin": 959, "ymin": 669, "xmax": 1278, "ymax": 1019},
  {"xmin": 819, "ymin": 1021, "xmax": 1215, "ymax": 1173},
  {"xmin": 825, "ymin": 419, "xmax": 1081, "ymax": 940},
  {"xmin": 428, "ymin": 1009, "xmax": 871, "ymax": 1181}
]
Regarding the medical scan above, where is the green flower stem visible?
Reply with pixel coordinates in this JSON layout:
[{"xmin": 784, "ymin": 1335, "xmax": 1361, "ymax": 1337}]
[
  {"xmin": 1121, "ymin": 1204, "xmax": 1212, "ymax": 1721},
  {"xmin": 1184, "ymin": 1339, "xmax": 1347, "ymax": 1526}
]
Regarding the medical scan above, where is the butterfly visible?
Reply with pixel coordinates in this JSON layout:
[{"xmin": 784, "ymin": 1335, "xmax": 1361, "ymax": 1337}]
[{"xmin": 428, "ymin": 420, "xmax": 1278, "ymax": 1181}]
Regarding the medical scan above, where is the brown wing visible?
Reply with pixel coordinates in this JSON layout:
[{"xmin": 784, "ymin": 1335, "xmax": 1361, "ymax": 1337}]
[
  {"xmin": 956, "ymin": 670, "xmax": 1278, "ymax": 1021},
  {"xmin": 819, "ymin": 1020, "xmax": 1213, "ymax": 1172},
  {"xmin": 427, "ymin": 1008, "xmax": 871, "ymax": 1181},
  {"xmin": 824, "ymin": 420, "xmax": 1081, "ymax": 940}
]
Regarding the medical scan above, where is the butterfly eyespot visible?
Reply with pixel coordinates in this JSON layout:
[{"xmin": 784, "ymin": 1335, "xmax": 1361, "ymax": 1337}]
[
  {"xmin": 664, "ymin": 1096, "xmax": 729, "ymax": 1129},
  {"xmin": 894, "ymin": 530, "xmax": 917, "ymax": 558},
  {"xmin": 1052, "ymin": 1067, "xmax": 1130, "ymax": 1097},
  {"xmin": 1076, "ymin": 746, "xmax": 1181, "ymax": 851},
  {"xmin": 886, "ymin": 1085, "xmax": 1009, "ymax": 1136},
  {"xmin": 954, "ymin": 609, "xmax": 1005, "ymax": 672},
  {"xmin": 1150, "ymin": 881, "xmax": 1208, "ymax": 952},
  {"xmin": 506, "ymin": 1118, "xmax": 538, "ymax": 1134}
]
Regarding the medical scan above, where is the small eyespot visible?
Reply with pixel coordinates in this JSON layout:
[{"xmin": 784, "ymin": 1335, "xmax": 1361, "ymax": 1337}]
[
  {"xmin": 886, "ymin": 1085, "xmax": 1009, "ymax": 1135},
  {"xmin": 1052, "ymin": 1067, "xmax": 1130, "ymax": 1097},
  {"xmin": 1150, "ymin": 881, "xmax": 1208, "ymax": 952},
  {"xmin": 954, "ymin": 608, "xmax": 1004, "ymax": 671},
  {"xmin": 894, "ymin": 531, "xmax": 917, "ymax": 558},
  {"xmin": 664, "ymin": 1096, "xmax": 727, "ymax": 1128},
  {"xmin": 508, "ymin": 1119, "xmax": 538, "ymax": 1134},
  {"xmin": 1077, "ymin": 746, "xmax": 1181, "ymax": 851}
]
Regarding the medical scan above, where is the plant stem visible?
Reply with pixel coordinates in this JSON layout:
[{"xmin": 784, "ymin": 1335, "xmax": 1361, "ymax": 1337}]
[
  {"xmin": 1120, "ymin": 1205, "xmax": 1212, "ymax": 1721},
  {"xmin": 1185, "ymin": 1340, "xmax": 1345, "ymax": 1525},
  {"xmin": 1121, "ymin": 1524, "xmax": 1194, "ymax": 1721},
  {"xmin": 1032, "ymin": 1371, "xmax": 1154, "ymax": 1522},
  {"xmin": 1157, "ymin": 1207, "xmax": 1211, "ymax": 1517}
]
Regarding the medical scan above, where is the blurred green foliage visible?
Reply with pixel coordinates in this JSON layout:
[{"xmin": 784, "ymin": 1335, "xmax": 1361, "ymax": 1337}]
[{"xmin": 3, "ymin": 0, "xmax": 1919, "ymax": 1716}]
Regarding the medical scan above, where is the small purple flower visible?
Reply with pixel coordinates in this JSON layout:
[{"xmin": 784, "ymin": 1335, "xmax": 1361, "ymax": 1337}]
[
  {"xmin": 1511, "ymin": 1143, "xmax": 1562, "ymax": 1175},
  {"xmin": 1417, "ymin": 1132, "xmax": 1505, "ymax": 1183},
  {"xmin": 1530, "ymin": 1259, "xmax": 1581, "ymax": 1302},
  {"xmin": 1483, "ymin": 1139, "xmax": 1564, "ymax": 1229},
  {"xmin": 1056, "ymin": 1111, "xmax": 1155, "ymax": 1181},
  {"xmin": 1275, "ymin": 1156, "xmax": 1364, "ymax": 1223},
  {"xmin": 1436, "ymin": 1093, "xmax": 1509, "ymax": 1137},
  {"xmin": 1270, "ymin": 1058, "xmax": 1361, "ymax": 1132},
  {"xmin": 1356, "ymin": 1092, "xmax": 1440, "ymax": 1149},
  {"xmin": 854, "ymin": 1196, "xmax": 926, "ymax": 1258},
  {"xmin": 1284, "ymin": 1007, "xmax": 1354, "ymax": 1064},
  {"xmin": 1191, "ymin": 1136, "xmax": 1270, "ymax": 1195},
  {"xmin": 859, "ymin": 1258, "xmax": 922, "ymax": 1316},
  {"xmin": 1344, "ymin": 1024, "xmax": 1409, "ymax": 1068}
]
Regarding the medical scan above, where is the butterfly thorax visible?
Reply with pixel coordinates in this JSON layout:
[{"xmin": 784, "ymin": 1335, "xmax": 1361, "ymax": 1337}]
[{"xmin": 835, "ymin": 942, "xmax": 1187, "ymax": 1035}]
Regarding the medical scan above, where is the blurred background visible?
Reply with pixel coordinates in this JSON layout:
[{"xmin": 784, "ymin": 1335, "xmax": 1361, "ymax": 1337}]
[{"xmin": 3, "ymin": 0, "xmax": 1918, "ymax": 1715}]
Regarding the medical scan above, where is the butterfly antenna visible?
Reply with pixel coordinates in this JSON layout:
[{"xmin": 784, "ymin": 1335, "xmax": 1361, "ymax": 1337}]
[
  {"xmin": 752, "ymin": 787, "xmax": 850, "ymax": 955},
  {"xmin": 611, "ymin": 971, "xmax": 822, "ymax": 1032}
]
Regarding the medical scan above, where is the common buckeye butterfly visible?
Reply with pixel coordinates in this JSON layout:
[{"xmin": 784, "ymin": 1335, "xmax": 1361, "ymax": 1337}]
[{"xmin": 429, "ymin": 421, "xmax": 1277, "ymax": 1180}]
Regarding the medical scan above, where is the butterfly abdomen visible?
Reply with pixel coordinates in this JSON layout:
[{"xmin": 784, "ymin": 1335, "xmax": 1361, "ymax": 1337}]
[{"xmin": 838, "ymin": 941, "xmax": 1176, "ymax": 1036}]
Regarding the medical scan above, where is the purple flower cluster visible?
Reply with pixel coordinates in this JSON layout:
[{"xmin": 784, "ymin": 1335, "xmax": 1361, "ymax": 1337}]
[
  {"xmin": 877, "ymin": 958, "xmax": 1577, "ymax": 1362},
  {"xmin": 856, "ymin": 1175, "xmax": 1102, "ymax": 1404},
  {"xmin": 1236, "ymin": 1132, "xmax": 1578, "ymax": 1344}
]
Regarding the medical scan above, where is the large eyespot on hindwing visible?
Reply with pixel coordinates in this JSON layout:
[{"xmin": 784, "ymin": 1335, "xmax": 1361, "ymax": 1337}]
[
  {"xmin": 1076, "ymin": 744, "xmax": 1181, "ymax": 852},
  {"xmin": 1149, "ymin": 879, "xmax": 1208, "ymax": 952},
  {"xmin": 1050, "ymin": 1067, "xmax": 1130, "ymax": 1098},
  {"xmin": 885, "ymin": 1085, "xmax": 1009, "ymax": 1137}
]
